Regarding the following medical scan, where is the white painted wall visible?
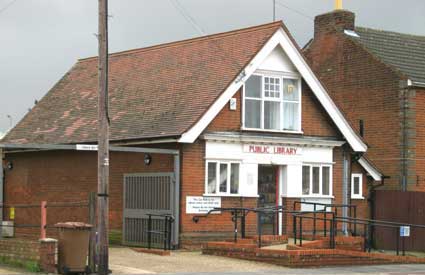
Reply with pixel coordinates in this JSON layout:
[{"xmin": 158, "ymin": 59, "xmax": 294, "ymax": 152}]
[
  {"xmin": 205, "ymin": 141, "xmax": 335, "ymax": 198},
  {"xmin": 257, "ymin": 46, "xmax": 297, "ymax": 73}
]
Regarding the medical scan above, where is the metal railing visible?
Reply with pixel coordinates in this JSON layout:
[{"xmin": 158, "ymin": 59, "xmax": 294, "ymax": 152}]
[
  {"xmin": 291, "ymin": 210, "xmax": 425, "ymax": 256},
  {"xmin": 293, "ymin": 201, "xmax": 357, "ymax": 237},
  {"xmin": 145, "ymin": 213, "xmax": 174, "ymax": 250}
]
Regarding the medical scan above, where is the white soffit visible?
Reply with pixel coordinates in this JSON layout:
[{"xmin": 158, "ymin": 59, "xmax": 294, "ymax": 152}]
[
  {"xmin": 178, "ymin": 27, "xmax": 367, "ymax": 153},
  {"xmin": 358, "ymin": 157, "xmax": 383, "ymax": 181}
]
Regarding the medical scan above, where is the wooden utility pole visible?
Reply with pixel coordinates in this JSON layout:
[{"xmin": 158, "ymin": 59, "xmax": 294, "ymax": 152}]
[{"xmin": 97, "ymin": 0, "xmax": 110, "ymax": 274}]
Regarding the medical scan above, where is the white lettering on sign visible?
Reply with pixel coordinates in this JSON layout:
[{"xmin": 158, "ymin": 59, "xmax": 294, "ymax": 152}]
[
  {"xmin": 400, "ymin": 226, "xmax": 410, "ymax": 237},
  {"xmin": 186, "ymin": 196, "xmax": 221, "ymax": 214},
  {"xmin": 243, "ymin": 144, "xmax": 302, "ymax": 155},
  {"xmin": 76, "ymin": 144, "xmax": 98, "ymax": 151}
]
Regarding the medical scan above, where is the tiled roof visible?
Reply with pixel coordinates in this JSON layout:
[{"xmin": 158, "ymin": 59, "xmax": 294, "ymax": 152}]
[
  {"xmin": 353, "ymin": 27, "xmax": 425, "ymax": 84},
  {"xmin": 2, "ymin": 22, "xmax": 282, "ymax": 144}
]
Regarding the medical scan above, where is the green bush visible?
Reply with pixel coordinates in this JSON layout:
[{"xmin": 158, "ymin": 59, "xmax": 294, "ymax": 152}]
[
  {"xmin": 109, "ymin": 230, "xmax": 122, "ymax": 245},
  {"xmin": 0, "ymin": 256, "xmax": 41, "ymax": 273}
]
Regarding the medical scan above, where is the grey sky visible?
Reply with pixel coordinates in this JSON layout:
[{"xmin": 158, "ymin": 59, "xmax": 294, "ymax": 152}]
[{"xmin": 1, "ymin": 0, "xmax": 424, "ymax": 134}]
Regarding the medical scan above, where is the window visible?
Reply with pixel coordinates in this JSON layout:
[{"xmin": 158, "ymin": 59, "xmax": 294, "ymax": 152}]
[
  {"xmin": 351, "ymin": 173, "xmax": 363, "ymax": 199},
  {"xmin": 302, "ymin": 165, "xmax": 332, "ymax": 197},
  {"xmin": 244, "ymin": 74, "xmax": 301, "ymax": 132},
  {"xmin": 206, "ymin": 161, "xmax": 240, "ymax": 195}
]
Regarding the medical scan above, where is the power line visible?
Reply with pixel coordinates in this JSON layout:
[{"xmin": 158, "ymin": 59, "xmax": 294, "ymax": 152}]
[
  {"xmin": 0, "ymin": 0, "xmax": 18, "ymax": 15},
  {"xmin": 169, "ymin": 0, "xmax": 205, "ymax": 35},
  {"xmin": 275, "ymin": 1, "xmax": 313, "ymax": 21}
]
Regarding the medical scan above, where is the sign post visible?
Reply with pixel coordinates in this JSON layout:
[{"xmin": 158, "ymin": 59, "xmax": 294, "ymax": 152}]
[{"xmin": 400, "ymin": 226, "xmax": 410, "ymax": 256}]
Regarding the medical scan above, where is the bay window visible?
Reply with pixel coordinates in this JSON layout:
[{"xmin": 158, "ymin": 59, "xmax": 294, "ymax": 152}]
[
  {"xmin": 302, "ymin": 164, "xmax": 332, "ymax": 197},
  {"xmin": 244, "ymin": 74, "xmax": 301, "ymax": 131},
  {"xmin": 206, "ymin": 161, "xmax": 240, "ymax": 195}
]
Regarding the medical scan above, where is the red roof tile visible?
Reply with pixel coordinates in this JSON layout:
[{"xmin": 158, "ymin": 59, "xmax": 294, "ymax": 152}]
[{"xmin": 3, "ymin": 22, "xmax": 283, "ymax": 144}]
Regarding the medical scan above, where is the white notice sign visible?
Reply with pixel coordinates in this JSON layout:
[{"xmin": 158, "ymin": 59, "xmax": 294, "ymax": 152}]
[
  {"xmin": 76, "ymin": 144, "xmax": 98, "ymax": 151},
  {"xmin": 400, "ymin": 226, "xmax": 410, "ymax": 237},
  {"xmin": 186, "ymin": 196, "xmax": 221, "ymax": 214}
]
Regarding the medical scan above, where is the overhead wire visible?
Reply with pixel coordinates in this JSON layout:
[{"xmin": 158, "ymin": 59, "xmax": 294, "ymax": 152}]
[
  {"xmin": 169, "ymin": 0, "xmax": 205, "ymax": 35},
  {"xmin": 0, "ymin": 0, "xmax": 18, "ymax": 15},
  {"xmin": 275, "ymin": 0, "xmax": 314, "ymax": 21}
]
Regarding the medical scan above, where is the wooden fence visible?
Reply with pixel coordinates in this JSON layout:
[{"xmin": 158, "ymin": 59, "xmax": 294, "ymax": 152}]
[{"xmin": 374, "ymin": 190, "xmax": 425, "ymax": 251}]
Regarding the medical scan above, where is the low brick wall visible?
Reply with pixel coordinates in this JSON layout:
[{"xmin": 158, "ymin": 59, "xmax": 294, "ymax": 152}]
[
  {"xmin": 287, "ymin": 236, "xmax": 364, "ymax": 252},
  {"xmin": 0, "ymin": 238, "xmax": 57, "ymax": 273},
  {"xmin": 203, "ymin": 241, "xmax": 425, "ymax": 267}
]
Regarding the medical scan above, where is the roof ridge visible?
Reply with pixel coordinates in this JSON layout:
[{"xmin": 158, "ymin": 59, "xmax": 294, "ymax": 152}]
[
  {"xmin": 79, "ymin": 21, "xmax": 282, "ymax": 62},
  {"xmin": 356, "ymin": 26, "xmax": 425, "ymax": 40}
]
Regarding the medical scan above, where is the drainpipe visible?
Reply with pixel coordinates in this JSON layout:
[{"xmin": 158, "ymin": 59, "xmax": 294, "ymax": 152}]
[
  {"xmin": 401, "ymin": 85, "xmax": 408, "ymax": 191},
  {"xmin": 342, "ymin": 147, "xmax": 349, "ymax": 235},
  {"xmin": 0, "ymin": 149, "xmax": 3, "ymax": 221}
]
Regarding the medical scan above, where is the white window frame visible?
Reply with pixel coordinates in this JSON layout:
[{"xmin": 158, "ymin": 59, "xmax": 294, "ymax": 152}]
[
  {"xmin": 242, "ymin": 73, "xmax": 302, "ymax": 133},
  {"xmin": 351, "ymin": 173, "xmax": 364, "ymax": 199},
  {"xmin": 205, "ymin": 160, "xmax": 241, "ymax": 196},
  {"xmin": 301, "ymin": 164, "xmax": 333, "ymax": 198}
]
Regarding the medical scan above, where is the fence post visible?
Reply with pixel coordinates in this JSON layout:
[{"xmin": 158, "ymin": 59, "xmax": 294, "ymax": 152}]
[
  {"xmin": 313, "ymin": 204, "xmax": 316, "ymax": 240},
  {"xmin": 354, "ymin": 207, "xmax": 357, "ymax": 236},
  {"xmin": 324, "ymin": 208, "xmax": 327, "ymax": 237},
  {"xmin": 233, "ymin": 211, "xmax": 238, "ymax": 243},
  {"xmin": 88, "ymin": 192, "xmax": 97, "ymax": 272},
  {"xmin": 241, "ymin": 210, "xmax": 246, "ymax": 239},
  {"xmin": 396, "ymin": 227, "xmax": 400, "ymax": 256},
  {"xmin": 40, "ymin": 201, "xmax": 47, "ymax": 239},
  {"xmin": 293, "ymin": 215, "xmax": 296, "ymax": 245},
  {"xmin": 258, "ymin": 212, "xmax": 262, "ymax": 248},
  {"xmin": 148, "ymin": 214, "xmax": 152, "ymax": 249},
  {"xmin": 299, "ymin": 217, "xmax": 303, "ymax": 247}
]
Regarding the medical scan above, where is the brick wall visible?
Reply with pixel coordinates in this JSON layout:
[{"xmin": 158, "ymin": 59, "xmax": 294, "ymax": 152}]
[
  {"xmin": 3, "ymin": 150, "xmax": 175, "ymax": 239},
  {"xmin": 305, "ymin": 13, "xmax": 407, "ymax": 190},
  {"xmin": 179, "ymin": 140, "xmax": 259, "ymax": 247},
  {"xmin": 207, "ymin": 81, "xmax": 341, "ymax": 139},
  {"xmin": 0, "ymin": 238, "xmax": 56, "ymax": 273},
  {"xmin": 412, "ymin": 87, "xmax": 425, "ymax": 191}
]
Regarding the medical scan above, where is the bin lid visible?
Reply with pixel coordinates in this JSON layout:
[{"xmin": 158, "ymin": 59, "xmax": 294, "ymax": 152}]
[{"xmin": 54, "ymin": 222, "xmax": 93, "ymax": 229}]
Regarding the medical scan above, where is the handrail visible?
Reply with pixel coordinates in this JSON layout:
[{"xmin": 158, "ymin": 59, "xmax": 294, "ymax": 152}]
[
  {"xmin": 145, "ymin": 213, "xmax": 174, "ymax": 250},
  {"xmin": 293, "ymin": 201, "xmax": 357, "ymax": 235}
]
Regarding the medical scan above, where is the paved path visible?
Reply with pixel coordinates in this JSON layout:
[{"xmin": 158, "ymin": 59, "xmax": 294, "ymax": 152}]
[{"xmin": 109, "ymin": 247, "xmax": 425, "ymax": 275}]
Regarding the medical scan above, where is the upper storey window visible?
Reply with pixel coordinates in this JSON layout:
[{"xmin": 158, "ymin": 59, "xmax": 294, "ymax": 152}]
[{"xmin": 243, "ymin": 74, "xmax": 301, "ymax": 132}]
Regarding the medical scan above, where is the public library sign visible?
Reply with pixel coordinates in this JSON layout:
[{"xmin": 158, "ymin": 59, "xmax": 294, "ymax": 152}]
[{"xmin": 243, "ymin": 144, "xmax": 302, "ymax": 156}]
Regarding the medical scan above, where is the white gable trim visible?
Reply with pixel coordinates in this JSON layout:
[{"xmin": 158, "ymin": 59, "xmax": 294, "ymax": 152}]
[
  {"xmin": 178, "ymin": 27, "xmax": 367, "ymax": 153},
  {"xmin": 358, "ymin": 157, "xmax": 383, "ymax": 181}
]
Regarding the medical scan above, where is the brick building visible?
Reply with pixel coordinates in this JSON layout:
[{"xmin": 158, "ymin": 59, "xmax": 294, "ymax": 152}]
[
  {"xmin": 304, "ymin": 9, "xmax": 425, "ymax": 192},
  {"xmin": 1, "ymin": 21, "xmax": 382, "ymax": 248}
]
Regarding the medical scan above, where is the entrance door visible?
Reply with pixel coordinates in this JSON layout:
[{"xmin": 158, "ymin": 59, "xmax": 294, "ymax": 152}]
[
  {"xmin": 258, "ymin": 165, "xmax": 278, "ymax": 235},
  {"xmin": 123, "ymin": 172, "xmax": 175, "ymax": 248}
]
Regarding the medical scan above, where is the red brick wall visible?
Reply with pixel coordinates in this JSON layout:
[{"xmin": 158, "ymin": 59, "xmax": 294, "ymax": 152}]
[
  {"xmin": 207, "ymin": 89, "xmax": 242, "ymax": 132},
  {"xmin": 3, "ymin": 150, "xmax": 174, "ymax": 238},
  {"xmin": 305, "ymin": 28, "xmax": 405, "ymax": 190},
  {"xmin": 179, "ymin": 140, "xmax": 258, "ymax": 246},
  {"xmin": 207, "ymin": 81, "xmax": 341, "ymax": 139},
  {"xmin": 412, "ymin": 87, "xmax": 425, "ymax": 191}
]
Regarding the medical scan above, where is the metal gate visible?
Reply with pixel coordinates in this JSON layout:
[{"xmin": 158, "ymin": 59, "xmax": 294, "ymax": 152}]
[{"xmin": 123, "ymin": 172, "xmax": 177, "ymax": 248}]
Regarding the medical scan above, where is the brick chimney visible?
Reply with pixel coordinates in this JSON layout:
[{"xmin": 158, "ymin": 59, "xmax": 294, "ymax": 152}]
[{"xmin": 314, "ymin": 10, "xmax": 355, "ymax": 38}]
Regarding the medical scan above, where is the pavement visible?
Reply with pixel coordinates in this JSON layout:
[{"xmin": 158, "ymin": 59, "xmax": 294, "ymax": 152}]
[
  {"xmin": 0, "ymin": 246, "xmax": 424, "ymax": 274},
  {"xmin": 108, "ymin": 247, "xmax": 425, "ymax": 275}
]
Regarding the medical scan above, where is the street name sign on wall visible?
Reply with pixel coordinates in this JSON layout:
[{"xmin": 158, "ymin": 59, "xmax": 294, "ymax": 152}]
[
  {"xmin": 243, "ymin": 144, "xmax": 302, "ymax": 155},
  {"xmin": 186, "ymin": 196, "xmax": 221, "ymax": 214},
  {"xmin": 76, "ymin": 144, "xmax": 98, "ymax": 151}
]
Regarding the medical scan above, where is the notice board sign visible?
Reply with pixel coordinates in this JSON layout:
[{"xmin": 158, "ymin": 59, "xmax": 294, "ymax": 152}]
[
  {"xmin": 400, "ymin": 226, "xmax": 410, "ymax": 237},
  {"xmin": 186, "ymin": 196, "xmax": 221, "ymax": 214}
]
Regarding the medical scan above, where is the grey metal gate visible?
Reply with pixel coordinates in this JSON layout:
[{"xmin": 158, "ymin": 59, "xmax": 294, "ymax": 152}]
[{"xmin": 123, "ymin": 172, "xmax": 177, "ymax": 248}]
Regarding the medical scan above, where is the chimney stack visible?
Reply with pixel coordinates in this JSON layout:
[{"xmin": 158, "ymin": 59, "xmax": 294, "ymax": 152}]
[{"xmin": 314, "ymin": 10, "xmax": 355, "ymax": 39}]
